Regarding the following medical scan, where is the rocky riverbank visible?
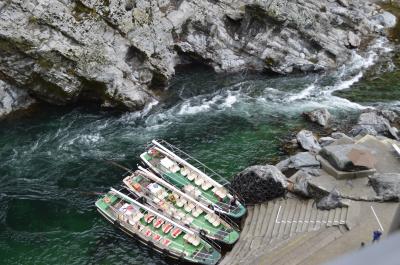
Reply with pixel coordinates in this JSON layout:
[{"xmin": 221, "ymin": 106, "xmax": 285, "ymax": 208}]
[
  {"xmin": 232, "ymin": 107, "xmax": 400, "ymax": 207},
  {"xmin": 0, "ymin": 0, "xmax": 397, "ymax": 118}
]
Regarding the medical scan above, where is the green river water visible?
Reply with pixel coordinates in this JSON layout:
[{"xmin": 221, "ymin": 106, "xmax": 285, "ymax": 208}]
[{"xmin": 1, "ymin": 37, "xmax": 400, "ymax": 264}]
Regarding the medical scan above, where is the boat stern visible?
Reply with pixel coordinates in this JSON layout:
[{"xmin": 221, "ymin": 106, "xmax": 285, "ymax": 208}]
[{"xmin": 228, "ymin": 203, "xmax": 247, "ymax": 219}]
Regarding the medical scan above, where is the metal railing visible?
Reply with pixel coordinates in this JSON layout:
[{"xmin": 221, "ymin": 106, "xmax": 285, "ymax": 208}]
[
  {"xmin": 104, "ymin": 190, "xmax": 220, "ymax": 262},
  {"xmin": 123, "ymin": 175, "xmax": 238, "ymax": 242},
  {"xmin": 148, "ymin": 139, "xmax": 245, "ymax": 205}
]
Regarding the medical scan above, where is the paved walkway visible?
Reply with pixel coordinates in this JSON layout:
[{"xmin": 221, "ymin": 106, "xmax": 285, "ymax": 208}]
[
  {"xmin": 220, "ymin": 197, "xmax": 352, "ymax": 265},
  {"xmin": 219, "ymin": 199, "xmax": 398, "ymax": 265}
]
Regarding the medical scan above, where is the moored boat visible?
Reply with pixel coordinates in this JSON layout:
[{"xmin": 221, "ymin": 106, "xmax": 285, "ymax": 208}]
[
  {"xmin": 123, "ymin": 166, "xmax": 240, "ymax": 245},
  {"xmin": 140, "ymin": 140, "xmax": 246, "ymax": 219},
  {"xmin": 95, "ymin": 188, "xmax": 221, "ymax": 265}
]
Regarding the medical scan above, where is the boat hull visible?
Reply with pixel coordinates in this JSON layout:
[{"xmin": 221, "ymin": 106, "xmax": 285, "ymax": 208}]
[{"xmin": 97, "ymin": 209, "xmax": 211, "ymax": 264}]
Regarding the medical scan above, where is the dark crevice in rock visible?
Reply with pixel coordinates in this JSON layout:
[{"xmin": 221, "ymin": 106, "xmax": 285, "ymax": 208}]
[
  {"xmin": 29, "ymin": 74, "xmax": 75, "ymax": 105},
  {"xmin": 125, "ymin": 46, "xmax": 148, "ymax": 65}
]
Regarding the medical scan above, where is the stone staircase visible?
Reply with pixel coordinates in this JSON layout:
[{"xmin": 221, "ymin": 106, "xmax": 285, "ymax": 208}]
[{"xmin": 219, "ymin": 198, "xmax": 352, "ymax": 265}]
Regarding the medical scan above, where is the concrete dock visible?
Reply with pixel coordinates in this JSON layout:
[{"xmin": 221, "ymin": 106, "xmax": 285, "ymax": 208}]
[
  {"xmin": 220, "ymin": 198, "xmax": 398, "ymax": 265},
  {"xmin": 221, "ymin": 134, "xmax": 400, "ymax": 265}
]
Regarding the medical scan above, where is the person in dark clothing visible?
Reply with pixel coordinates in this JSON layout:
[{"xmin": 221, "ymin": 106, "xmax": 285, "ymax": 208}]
[{"xmin": 372, "ymin": 230, "xmax": 382, "ymax": 243}]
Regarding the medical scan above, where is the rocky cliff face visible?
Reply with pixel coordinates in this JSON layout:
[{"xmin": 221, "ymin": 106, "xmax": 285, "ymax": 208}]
[{"xmin": 0, "ymin": 0, "xmax": 396, "ymax": 118}]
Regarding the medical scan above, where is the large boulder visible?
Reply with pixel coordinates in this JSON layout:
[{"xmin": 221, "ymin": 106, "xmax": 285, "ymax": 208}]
[
  {"xmin": 296, "ymin": 130, "xmax": 321, "ymax": 152},
  {"xmin": 350, "ymin": 109, "xmax": 399, "ymax": 139},
  {"xmin": 232, "ymin": 165, "xmax": 288, "ymax": 204},
  {"xmin": 276, "ymin": 152, "xmax": 320, "ymax": 172},
  {"xmin": 319, "ymin": 144, "xmax": 373, "ymax": 171},
  {"xmin": 303, "ymin": 108, "xmax": 331, "ymax": 127},
  {"xmin": 316, "ymin": 188, "xmax": 344, "ymax": 210},
  {"xmin": 290, "ymin": 170, "xmax": 313, "ymax": 198},
  {"xmin": 372, "ymin": 11, "xmax": 397, "ymax": 28},
  {"xmin": 348, "ymin": 31, "xmax": 361, "ymax": 48},
  {"xmin": 369, "ymin": 173, "xmax": 400, "ymax": 201}
]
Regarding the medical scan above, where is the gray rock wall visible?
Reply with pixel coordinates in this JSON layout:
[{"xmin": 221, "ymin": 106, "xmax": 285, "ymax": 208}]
[
  {"xmin": 0, "ymin": 80, "xmax": 35, "ymax": 118},
  {"xmin": 0, "ymin": 0, "xmax": 394, "ymax": 114}
]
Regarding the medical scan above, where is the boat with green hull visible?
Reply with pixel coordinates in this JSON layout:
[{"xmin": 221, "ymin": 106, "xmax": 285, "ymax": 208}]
[
  {"xmin": 140, "ymin": 140, "xmax": 246, "ymax": 219},
  {"xmin": 123, "ymin": 167, "xmax": 240, "ymax": 245},
  {"xmin": 95, "ymin": 188, "xmax": 221, "ymax": 265}
]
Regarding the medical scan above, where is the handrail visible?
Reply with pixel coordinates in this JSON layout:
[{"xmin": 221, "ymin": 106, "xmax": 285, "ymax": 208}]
[
  {"xmin": 141, "ymin": 155, "xmax": 238, "ymax": 213},
  {"xmin": 125, "ymin": 171, "xmax": 235, "ymax": 237},
  {"xmin": 107, "ymin": 202, "xmax": 218, "ymax": 261},
  {"xmin": 138, "ymin": 167, "xmax": 212, "ymax": 214},
  {"xmin": 110, "ymin": 188, "xmax": 195, "ymax": 235},
  {"xmin": 152, "ymin": 141, "xmax": 225, "ymax": 189},
  {"xmin": 150, "ymin": 139, "xmax": 245, "ymax": 204}
]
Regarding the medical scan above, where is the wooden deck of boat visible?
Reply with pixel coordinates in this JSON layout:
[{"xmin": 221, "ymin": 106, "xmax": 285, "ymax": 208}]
[{"xmin": 219, "ymin": 197, "xmax": 358, "ymax": 265}]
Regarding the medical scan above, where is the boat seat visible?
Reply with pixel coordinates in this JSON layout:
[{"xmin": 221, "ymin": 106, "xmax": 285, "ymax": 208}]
[
  {"xmin": 144, "ymin": 229, "xmax": 152, "ymax": 237},
  {"xmin": 201, "ymin": 181, "xmax": 213, "ymax": 191},
  {"xmin": 153, "ymin": 233, "xmax": 162, "ymax": 241},
  {"xmin": 162, "ymin": 223, "xmax": 174, "ymax": 234},
  {"xmin": 194, "ymin": 189, "xmax": 202, "ymax": 198},
  {"xmin": 145, "ymin": 214, "xmax": 155, "ymax": 223},
  {"xmin": 176, "ymin": 198, "xmax": 187, "ymax": 208},
  {"xmin": 153, "ymin": 218, "xmax": 164, "ymax": 229},
  {"xmin": 178, "ymin": 211, "xmax": 185, "ymax": 219},
  {"xmin": 171, "ymin": 228, "xmax": 182, "ymax": 238},
  {"xmin": 184, "ymin": 203, "xmax": 195, "ymax": 213},
  {"xmin": 192, "ymin": 207, "xmax": 203, "ymax": 218},
  {"xmin": 194, "ymin": 176, "xmax": 204, "ymax": 186},
  {"xmin": 183, "ymin": 216, "xmax": 194, "ymax": 225},
  {"xmin": 192, "ymin": 236, "xmax": 201, "ymax": 247},
  {"xmin": 174, "ymin": 212, "xmax": 183, "ymax": 220},
  {"xmin": 160, "ymin": 157, "xmax": 175, "ymax": 169},
  {"xmin": 171, "ymin": 164, "xmax": 180, "ymax": 173},
  {"xmin": 162, "ymin": 238, "xmax": 171, "ymax": 247},
  {"xmin": 212, "ymin": 218, "xmax": 221, "ymax": 227},
  {"xmin": 153, "ymin": 197, "xmax": 161, "ymax": 204},
  {"xmin": 181, "ymin": 167, "xmax": 189, "ymax": 176},
  {"xmin": 187, "ymin": 172, "xmax": 196, "ymax": 181},
  {"xmin": 213, "ymin": 187, "xmax": 228, "ymax": 199}
]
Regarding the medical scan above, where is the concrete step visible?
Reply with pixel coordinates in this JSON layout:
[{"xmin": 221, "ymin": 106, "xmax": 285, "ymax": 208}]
[
  {"xmin": 264, "ymin": 200, "xmax": 280, "ymax": 242},
  {"xmin": 273, "ymin": 227, "xmax": 343, "ymax": 265},
  {"xmin": 301, "ymin": 200, "xmax": 314, "ymax": 232},
  {"xmin": 322, "ymin": 209, "xmax": 329, "ymax": 228},
  {"xmin": 295, "ymin": 200, "xmax": 307, "ymax": 233},
  {"xmin": 260, "ymin": 201, "xmax": 274, "ymax": 236},
  {"xmin": 237, "ymin": 205, "xmax": 261, "ymax": 260},
  {"xmin": 270, "ymin": 200, "xmax": 284, "ymax": 241},
  {"xmin": 238, "ymin": 236, "xmax": 290, "ymax": 265},
  {"xmin": 251, "ymin": 203, "xmax": 268, "ymax": 248},
  {"xmin": 346, "ymin": 201, "xmax": 360, "ymax": 230},
  {"xmin": 248, "ymin": 204, "xmax": 260, "ymax": 237},
  {"xmin": 219, "ymin": 206, "xmax": 254, "ymax": 265},
  {"xmin": 254, "ymin": 230, "xmax": 321, "ymax": 265},
  {"xmin": 333, "ymin": 207, "xmax": 341, "ymax": 226},
  {"xmin": 313, "ymin": 207, "xmax": 324, "ymax": 231},
  {"xmin": 277, "ymin": 199, "xmax": 290, "ymax": 239},
  {"xmin": 283, "ymin": 199, "xmax": 297, "ymax": 239},
  {"xmin": 289, "ymin": 199, "xmax": 301, "ymax": 236},
  {"xmin": 340, "ymin": 206, "xmax": 348, "ymax": 226},
  {"xmin": 308, "ymin": 203, "xmax": 318, "ymax": 232}
]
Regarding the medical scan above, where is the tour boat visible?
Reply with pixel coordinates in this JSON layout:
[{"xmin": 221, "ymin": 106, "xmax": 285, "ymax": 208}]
[
  {"xmin": 140, "ymin": 140, "xmax": 246, "ymax": 219},
  {"xmin": 123, "ymin": 167, "xmax": 240, "ymax": 244},
  {"xmin": 95, "ymin": 188, "xmax": 221, "ymax": 265}
]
